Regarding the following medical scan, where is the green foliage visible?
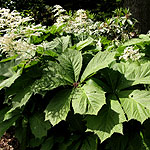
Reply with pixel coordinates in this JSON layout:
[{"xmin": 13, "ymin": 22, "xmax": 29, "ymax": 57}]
[{"xmin": 1, "ymin": 5, "xmax": 150, "ymax": 150}]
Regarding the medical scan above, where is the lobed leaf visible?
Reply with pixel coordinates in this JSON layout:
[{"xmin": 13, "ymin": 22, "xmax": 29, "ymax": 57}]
[
  {"xmin": 72, "ymin": 79, "xmax": 106, "ymax": 115},
  {"xmin": 118, "ymin": 90, "xmax": 150, "ymax": 123}
]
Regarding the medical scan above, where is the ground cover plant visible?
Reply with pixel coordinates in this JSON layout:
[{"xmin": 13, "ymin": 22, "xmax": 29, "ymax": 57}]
[{"xmin": 0, "ymin": 5, "xmax": 150, "ymax": 150}]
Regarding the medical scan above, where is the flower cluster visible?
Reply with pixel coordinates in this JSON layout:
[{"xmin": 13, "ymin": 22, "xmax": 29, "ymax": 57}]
[
  {"xmin": 119, "ymin": 46, "xmax": 141, "ymax": 61},
  {"xmin": 52, "ymin": 6, "xmax": 136, "ymax": 42},
  {"xmin": 53, "ymin": 5, "xmax": 93, "ymax": 36},
  {"xmin": 0, "ymin": 8, "xmax": 46, "ymax": 58},
  {"xmin": 0, "ymin": 8, "xmax": 33, "ymax": 32}
]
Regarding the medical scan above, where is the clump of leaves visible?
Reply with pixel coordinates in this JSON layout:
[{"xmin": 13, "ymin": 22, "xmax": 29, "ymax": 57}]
[{"xmin": 1, "ymin": 5, "xmax": 150, "ymax": 150}]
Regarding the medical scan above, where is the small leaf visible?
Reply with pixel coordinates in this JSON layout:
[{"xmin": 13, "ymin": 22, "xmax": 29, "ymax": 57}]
[
  {"xmin": 76, "ymin": 37, "xmax": 94, "ymax": 50},
  {"xmin": 81, "ymin": 51, "xmax": 115, "ymax": 82},
  {"xmin": 29, "ymin": 113, "xmax": 51, "ymax": 139},
  {"xmin": 45, "ymin": 89, "xmax": 72, "ymax": 126},
  {"xmin": 72, "ymin": 79, "xmax": 106, "ymax": 115},
  {"xmin": 0, "ymin": 55, "xmax": 18, "ymax": 63},
  {"xmin": 127, "ymin": 19, "xmax": 133, "ymax": 25}
]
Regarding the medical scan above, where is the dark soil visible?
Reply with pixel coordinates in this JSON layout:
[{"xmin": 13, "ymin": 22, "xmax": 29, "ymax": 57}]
[{"xmin": 0, "ymin": 127, "xmax": 19, "ymax": 150}]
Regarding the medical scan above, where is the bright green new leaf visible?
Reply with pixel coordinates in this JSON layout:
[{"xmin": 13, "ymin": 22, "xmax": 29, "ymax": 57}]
[
  {"xmin": 76, "ymin": 37, "xmax": 94, "ymax": 50},
  {"xmin": 45, "ymin": 89, "xmax": 73, "ymax": 126},
  {"xmin": 118, "ymin": 90, "xmax": 150, "ymax": 123},
  {"xmin": 81, "ymin": 51, "xmax": 115, "ymax": 82},
  {"xmin": 29, "ymin": 113, "xmax": 51, "ymax": 139},
  {"xmin": 58, "ymin": 50, "xmax": 82, "ymax": 83},
  {"xmin": 72, "ymin": 79, "xmax": 106, "ymax": 115},
  {"xmin": 56, "ymin": 36, "xmax": 71, "ymax": 53}
]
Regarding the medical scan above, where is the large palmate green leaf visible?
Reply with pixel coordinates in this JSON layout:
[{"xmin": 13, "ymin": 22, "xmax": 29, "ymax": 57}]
[
  {"xmin": 45, "ymin": 89, "xmax": 73, "ymax": 126},
  {"xmin": 76, "ymin": 37, "xmax": 94, "ymax": 51},
  {"xmin": 72, "ymin": 79, "xmax": 106, "ymax": 115},
  {"xmin": 85, "ymin": 95, "xmax": 126, "ymax": 142},
  {"xmin": 0, "ymin": 60, "xmax": 17, "ymax": 77},
  {"xmin": 111, "ymin": 62, "xmax": 150, "ymax": 90},
  {"xmin": 58, "ymin": 50, "xmax": 82, "ymax": 83},
  {"xmin": 29, "ymin": 113, "xmax": 51, "ymax": 139},
  {"xmin": 100, "ymin": 68, "xmax": 122, "ymax": 93},
  {"xmin": 118, "ymin": 90, "xmax": 150, "ymax": 123},
  {"xmin": 81, "ymin": 50, "xmax": 115, "ymax": 82}
]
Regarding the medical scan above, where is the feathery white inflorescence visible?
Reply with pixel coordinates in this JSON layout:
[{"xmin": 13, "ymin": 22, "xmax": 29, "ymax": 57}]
[
  {"xmin": 0, "ymin": 8, "xmax": 46, "ymax": 58},
  {"xmin": 119, "ymin": 46, "xmax": 141, "ymax": 61}
]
